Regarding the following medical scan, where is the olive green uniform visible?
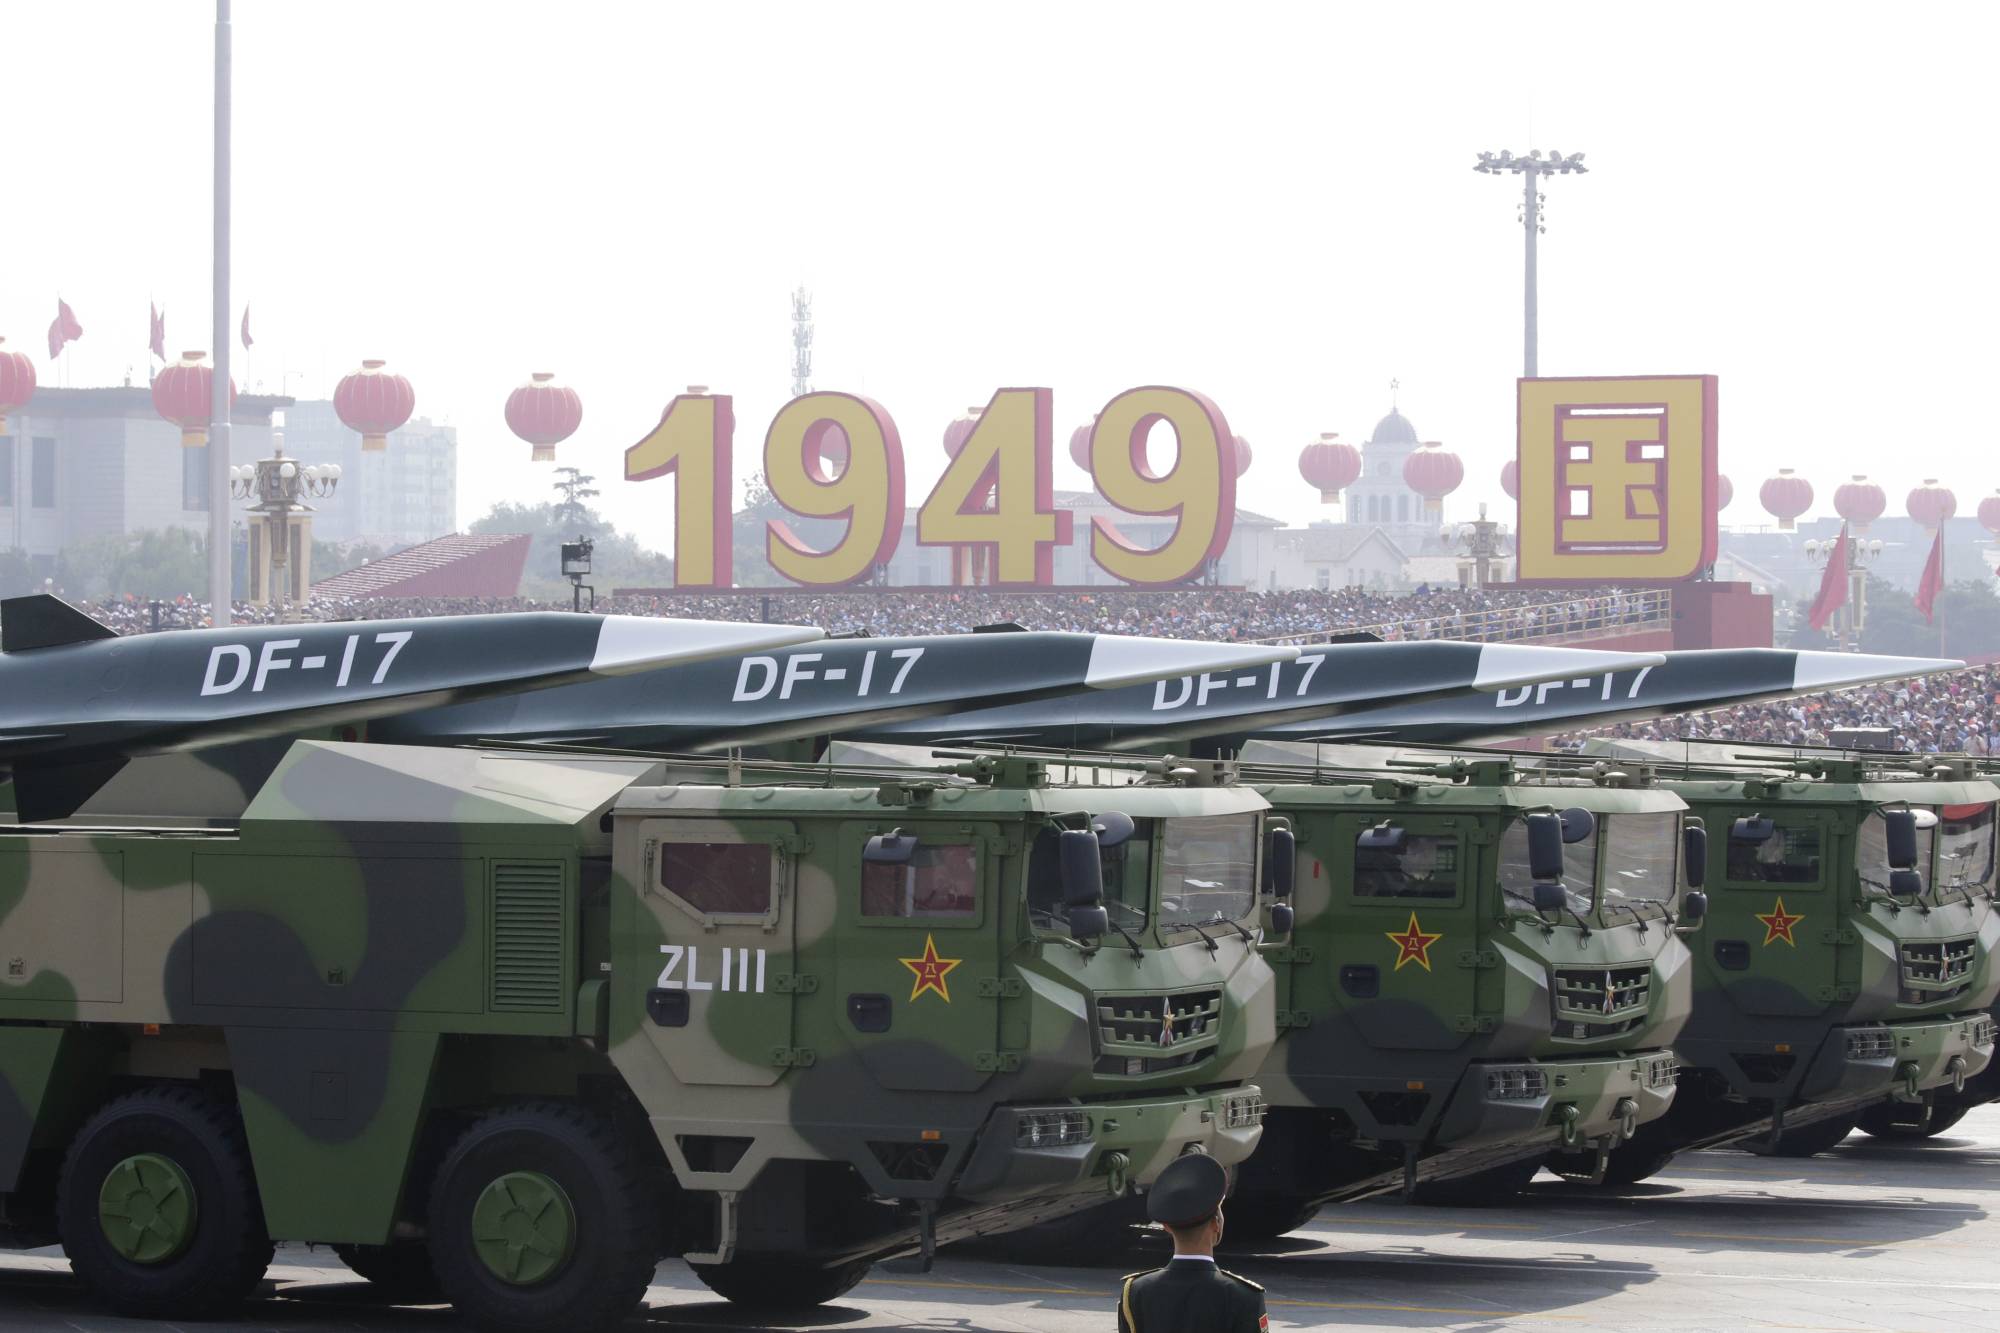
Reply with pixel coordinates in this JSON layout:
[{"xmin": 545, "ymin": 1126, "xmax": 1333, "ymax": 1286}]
[{"xmin": 1117, "ymin": 1258, "xmax": 1267, "ymax": 1332}]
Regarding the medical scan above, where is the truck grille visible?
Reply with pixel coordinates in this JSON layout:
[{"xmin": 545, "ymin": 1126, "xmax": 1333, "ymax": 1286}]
[
  {"xmin": 1900, "ymin": 937, "xmax": 1977, "ymax": 1004},
  {"xmin": 1552, "ymin": 965, "xmax": 1651, "ymax": 1040},
  {"xmin": 1094, "ymin": 987, "xmax": 1223, "ymax": 1075}
]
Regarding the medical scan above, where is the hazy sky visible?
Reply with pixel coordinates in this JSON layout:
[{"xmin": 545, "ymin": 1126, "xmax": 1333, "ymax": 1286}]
[{"xmin": 10, "ymin": 2, "xmax": 1997, "ymax": 550}]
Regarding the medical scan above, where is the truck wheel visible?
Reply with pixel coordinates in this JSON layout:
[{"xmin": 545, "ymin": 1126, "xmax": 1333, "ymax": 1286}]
[
  {"xmin": 1752, "ymin": 1113, "xmax": 1859, "ymax": 1158},
  {"xmin": 1220, "ymin": 1192, "xmax": 1322, "ymax": 1242},
  {"xmin": 427, "ymin": 1103, "xmax": 660, "ymax": 1333},
  {"xmin": 332, "ymin": 1241, "xmax": 444, "ymax": 1302},
  {"xmin": 690, "ymin": 1256, "xmax": 872, "ymax": 1308},
  {"xmin": 1857, "ymin": 1103, "xmax": 1968, "ymax": 1140},
  {"xmin": 55, "ymin": 1085, "xmax": 274, "ymax": 1319},
  {"xmin": 1408, "ymin": 1154, "xmax": 1541, "ymax": 1206}
]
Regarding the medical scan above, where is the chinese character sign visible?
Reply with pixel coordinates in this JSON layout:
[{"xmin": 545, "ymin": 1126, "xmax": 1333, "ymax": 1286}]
[{"xmin": 1516, "ymin": 375, "xmax": 1718, "ymax": 583}]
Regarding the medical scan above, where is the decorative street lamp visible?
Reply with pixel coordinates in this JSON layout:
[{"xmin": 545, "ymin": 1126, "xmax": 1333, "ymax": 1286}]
[
  {"xmin": 560, "ymin": 537, "xmax": 594, "ymax": 613},
  {"xmin": 231, "ymin": 436, "xmax": 338, "ymax": 620},
  {"xmin": 1473, "ymin": 149, "xmax": 1588, "ymax": 378},
  {"xmin": 1455, "ymin": 503, "xmax": 1510, "ymax": 589},
  {"xmin": 1804, "ymin": 532, "xmax": 1885, "ymax": 652}
]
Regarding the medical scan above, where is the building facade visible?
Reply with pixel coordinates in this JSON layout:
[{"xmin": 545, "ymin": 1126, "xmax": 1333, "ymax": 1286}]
[
  {"xmin": 1342, "ymin": 405, "xmax": 1444, "ymax": 552},
  {"xmin": 276, "ymin": 399, "xmax": 457, "ymax": 548}
]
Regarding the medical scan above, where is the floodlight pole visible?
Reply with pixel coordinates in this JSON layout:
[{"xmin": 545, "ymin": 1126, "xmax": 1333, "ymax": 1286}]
[
  {"xmin": 209, "ymin": 0, "xmax": 233, "ymax": 626},
  {"xmin": 1474, "ymin": 150, "xmax": 1588, "ymax": 379}
]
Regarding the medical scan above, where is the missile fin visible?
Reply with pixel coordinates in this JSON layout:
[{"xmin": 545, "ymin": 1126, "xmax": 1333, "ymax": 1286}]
[{"xmin": 2, "ymin": 595, "xmax": 118, "ymax": 652}]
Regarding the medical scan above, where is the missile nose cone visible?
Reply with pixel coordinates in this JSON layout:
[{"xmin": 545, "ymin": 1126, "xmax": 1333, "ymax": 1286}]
[
  {"xmin": 1790, "ymin": 651, "xmax": 1964, "ymax": 692},
  {"xmin": 590, "ymin": 617, "xmax": 824, "ymax": 676},
  {"xmin": 1471, "ymin": 642, "xmax": 1669, "ymax": 691},
  {"xmin": 1083, "ymin": 636, "xmax": 1297, "ymax": 689}
]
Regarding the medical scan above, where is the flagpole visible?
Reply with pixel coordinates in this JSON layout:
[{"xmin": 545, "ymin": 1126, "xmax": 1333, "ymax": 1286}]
[{"xmin": 209, "ymin": 0, "xmax": 233, "ymax": 627}]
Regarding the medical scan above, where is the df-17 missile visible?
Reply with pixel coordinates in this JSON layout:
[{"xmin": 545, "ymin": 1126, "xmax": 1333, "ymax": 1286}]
[
  {"xmin": 848, "ymin": 639, "xmax": 1666, "ymax": 753},
  {"xmin": 0, "ymin": 594, "xmax": 821, "ymax": 821},
  {"xmin": 1263, "ymin": 647, "xmax": 1965, "ymax": 745},
  {"xmin": 369, "ymin": 628, "xmax": 1301, "ymax": 753}
]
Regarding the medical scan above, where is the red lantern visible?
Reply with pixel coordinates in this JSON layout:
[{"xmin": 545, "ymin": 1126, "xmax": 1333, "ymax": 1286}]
[
  {"xmin": 152, "ymin": 350, "xmax": 236, "ymax": 448},
  {"xmin": 504, "ymin": 372, "xmax": 583, "ymax": 463},
  {"xmin": 943, "ymin": 406, "xmax": 982, "ymax": 458},
  {"xmin": 1716, "ymin": 474, "xmax": 1734, "ymax": 511},
  {"xmin": 1402, "ymin": 441, "xmax": 1464, "ymax": 516},
  {"xmin": 1298, "ymin": 434, "xmax": 1360, "ymax": 503},
  {"xmin": 1068, "ymin": 418, "xmax": 1096, "ymax": 471},
  {"xmin": 334, "ymin": 359, "xmax": 415, "ymax": 452},
  {"xmin": 0, "ymin": 338, "xmax": 33, "ymax": 435},
  {"xmin": 1758, "ymin": 469, "xmax": 1812, "ymax": 531},
  {"xmin": 1907, "ymin": 479, "xmax": 1956, "ymax": 532},
  {"xmin": 1833, "ymin": 475, "xmax": 1886, "ymax": 530},
  {"xmin": 1500, "ymin": 460, "xmax": 1519, "ymax": 500},
  {"xmin": 1231, "ymin": 435, "xmax": 1252, "ymax": 478},
  {"xmin": 1978, "ymin": 491, "xmax": 2000, "ymax": 538}
]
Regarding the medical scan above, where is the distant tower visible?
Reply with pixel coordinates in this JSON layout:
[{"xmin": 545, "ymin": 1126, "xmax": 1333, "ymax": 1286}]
[{"xmin": 791, "ymin": 287, "xmax": 813, "ymax": 398}]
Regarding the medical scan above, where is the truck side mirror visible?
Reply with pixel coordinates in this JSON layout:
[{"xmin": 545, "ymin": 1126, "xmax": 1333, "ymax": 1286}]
[
  {"xmin": 1357, "ymin": 822, "xmax": 1405, "ymax": 851},
  {"xmin": 1269, "ymin": 902, "xmax": 1295, "ymax": 934},
  {"xmin": 1264, "ymin": 827, "xmax": 1296, "ymax": 899},
  {"xmin": 1731, "ymin": 815, "xmax": 1774, "ymax": 843},
  {"xmin": 1559, "ymin": 807, "xmax": 1596, "ymax": 844},
  {"xmin": 1531, "ymin": 880, "xmax": 1569, "ymax": 913},
  {"xmin": 1889, "ymin": 868, "xmax": 1923, "ymax": 899},
  {"xmin": 1884, "ymin": 809, "xmax": 1920, "ymax": 871},
  {"xmin": 863, "ymin": 830, "xmax": 917, "ymax": 864},
  {"xmin": 1683, "ymin": 824, "xmax": 1708, "ymax": 889},
  {"xmin": 1681, "ymin": 890, "xmax": 1708, "ymax": 923},
  {"xmin": 1092, "ymin": 811, "xmax": 1136, "ymax": 849},
  {"xmin": 1525, "ymin": 812, "xmax": 1565, "ymax": 883},
  {"xmin": 1067, "ymin": 904, "xmax": 1110, "ymax": 938},
  {"xmin": 1059, "ymin": 828, "xmax": 1104, "ymax": 908}
]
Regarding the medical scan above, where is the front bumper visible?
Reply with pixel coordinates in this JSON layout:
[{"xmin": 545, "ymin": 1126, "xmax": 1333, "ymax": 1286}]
[
  {"xmin": 955, "ymin": 1087, "xmax": 1265, "ymax": 1202},
  {"xmin": 1801, "ymin": 1013, "xmax": 1996, "ymax": 1104},
  {"xmin": 1432, "ymin": 1051, "xmax": 1680, "ymax": 1151}
]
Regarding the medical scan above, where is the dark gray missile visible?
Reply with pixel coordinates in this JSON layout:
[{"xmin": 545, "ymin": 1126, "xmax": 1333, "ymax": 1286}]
[
  {"xmin": 1268, "ymin": 647, "xmax": 1965, "ymax": 745},
  {"xmin": 849, "ymin": 639, "xmax": 1664, "ymax": 753},
  {"xmin": 369, "ymin": 630, "xmax": 1299, "ymax": 753},
  {"xmin": 0, "ymin": 595, "xmax": 822, "ymax": 820}
]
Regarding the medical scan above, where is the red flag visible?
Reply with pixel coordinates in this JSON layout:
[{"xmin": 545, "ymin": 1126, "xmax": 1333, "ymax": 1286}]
[
  {"xmin": 47, "ymin": 299, "xmax": 82, "ymax": 359},
  {"xmin": 1807, "ymin": 522, "xmax": 1849, "ymax": 631},
  {"xmin": 1915, "ymin": 526, "xmax": 1945, "ymax": 623},
  {"xmin": 149, "ymin": 303, "xmax": 166, "ymax": 361},
  {"xmin": 240, "ymin": 305, "xmax": 253, "ymax": 350}
]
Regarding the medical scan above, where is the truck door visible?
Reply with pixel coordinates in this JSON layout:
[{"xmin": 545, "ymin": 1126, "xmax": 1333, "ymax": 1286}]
[
  {"xmin": 624, "ymin": 817, "xmax": 800, "ymax": 1087},
  {"xmin": 821, "ymin": 819, "xmax": 1006, "ymax": 1093},
  {"xmin": 1322, "ymin": 812, "xmax": 1478, "ymax": 1050},
  {"xmin": 1708, "ymin": 807, "xmax": 1838, "ymax": 1015}
]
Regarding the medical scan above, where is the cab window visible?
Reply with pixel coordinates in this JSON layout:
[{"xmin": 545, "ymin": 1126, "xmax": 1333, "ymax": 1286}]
[
  {"xmin": 1600, "ymin": 814, "xmax": 1679, "ymax": 910},
  {"xmin": 1159, "ymin": 815, "xmax": 1257, "ymax": 928},
  {"xmin": 1353, "ymin": 833, "xmax": 1459, "ymax": 900},
  {"xmin": 862, "ymin": 843, "xmax": 978, "ymax": 919},
  {"xmin": 660, "ymin": 842, "xmax": 772, "ymax": 916},
  {"xmin": 1937, "ymin": 804, "xmax": 1995, "ymax": 903},
  {"xmin": 1027, "ymin": 819, "xmax": 1154, "ymax": 932},
  {"xmin": 1727, "ymin": 824, "xmax": 1822, "ymax": 886},
  {"xmin": 1497, "ymin": 817, "xmax": 1595, "ymax": 915}
]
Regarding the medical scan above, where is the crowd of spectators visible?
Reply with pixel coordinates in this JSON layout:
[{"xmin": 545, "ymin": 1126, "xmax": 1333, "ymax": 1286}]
[{"xmin": 69, "ymin": 585, "xmax": 1658, "ymax": 645}]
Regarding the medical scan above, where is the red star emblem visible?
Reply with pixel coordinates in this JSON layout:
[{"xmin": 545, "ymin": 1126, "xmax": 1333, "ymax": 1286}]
[
  {"xmin": 1757, "ymin": 897, "xmax": 1804, "ymax": 947},
  {"xmin": 1386, "ymin": 912, "xmax": 1443, "ymax": 972},
  {"xmin": 899, "ymin": 933, "xmax": 962, "ymax": 1002}
]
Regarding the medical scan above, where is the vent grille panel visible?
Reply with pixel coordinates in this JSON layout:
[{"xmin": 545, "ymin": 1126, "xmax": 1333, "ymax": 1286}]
[{"xmin": 491, "ymin": 860, "xmax": 566, "ymax": 1013}]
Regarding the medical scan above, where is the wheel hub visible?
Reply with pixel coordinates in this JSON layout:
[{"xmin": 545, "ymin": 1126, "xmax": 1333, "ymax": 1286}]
[
  {"xmin": 98, "ymin": 1153, "xmax": 198, "ymax": 1264},
  {"xmin": 469, "ymin": 1170, "xmax": 576, "ymax": 1285}
]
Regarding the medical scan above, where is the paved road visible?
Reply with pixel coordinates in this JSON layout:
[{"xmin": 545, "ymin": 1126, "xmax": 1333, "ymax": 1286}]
[{"xmin": 5, "ymin": 1104, "xmax": 1998, "ymax": 1331}]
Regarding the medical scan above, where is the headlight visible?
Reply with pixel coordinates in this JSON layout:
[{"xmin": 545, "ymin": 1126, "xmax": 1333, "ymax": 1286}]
[
  {"xmin": 1015, "ymin": 1110, "xmax": 1091, "ymax": 1149},
  {"xmin": 1846, "ymin": 1029, "xmax": 1895, "ymax": 1061},
  {"xmin": 1485, "ymin": 1066, "xmax": 1549, "ymax": 1101},
  {"xmin": 1224, "ymin": 1093, "xmax": 1265, "ymax": 1129},
  {"xmin": 1644, "ymin": 1054, "xmax": 1679, "ymax": 1089}
]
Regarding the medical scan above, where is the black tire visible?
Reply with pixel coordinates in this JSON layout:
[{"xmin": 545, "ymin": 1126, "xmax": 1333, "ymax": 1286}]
[
  {"xmin": 1408, "ymin": 1154, "xmax": 1542, "ymax": 1206},
  {"xmin": 427, "ymin": 1103, "xmax": 660, "ymax": 1333},
  {"xmin": 332, "ymin": 1240, "xmax": 444, "ymax": 1302},
  {"xmin": 690, "ymin": 1255, "xmax": 871, "ymax": 1309},
  {"xmin": 55, "ymin": 1085, "xmax": 274, "ymax": 1319},
  {"xmin": 1857, "ymin": 1102, "xmax": 1969, "ymax": 1141},
  {"xmin": 1754, "ymin": 1113, "xmax": 1859, "ymax": 1158},
  {"xmin": 1219, "ymin": 1191, "xmax": 1322, "ymax": 1242}
]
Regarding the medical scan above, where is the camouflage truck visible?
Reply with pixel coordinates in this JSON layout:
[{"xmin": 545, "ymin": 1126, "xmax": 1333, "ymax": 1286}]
[
  {"xmin": 0, "ymin": 741, "xmax": 1277, "ymax": 1331},
  {"xmin": 1568, "ymin": 743, "xmax": 2000, "ymax": 1181},
  {"xmin": 1220, "ymin": 755, "xmax": 1693, "ymax": 1234}
]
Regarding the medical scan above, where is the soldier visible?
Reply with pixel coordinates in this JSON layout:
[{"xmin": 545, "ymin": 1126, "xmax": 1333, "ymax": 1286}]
[{"xmin": 1117, "ymin": 1153, "xmax": 1268, "ymax": 1332}]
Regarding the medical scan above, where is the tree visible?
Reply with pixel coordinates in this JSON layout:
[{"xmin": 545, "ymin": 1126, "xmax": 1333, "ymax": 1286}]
[
  {"xmin": 1854, "ymin": 575, "xmax": 2000, "ymax": 658},
  {"xmin": 55, "ymin": 529, "xmax": 210, "ymax": 601},
  {"xmin": 551, "ymin": 467, "xmax": 601, "ymax": 534},
  {"xmin": 469, "ymin": 496, "xmax": 672, "ymax": 600}
]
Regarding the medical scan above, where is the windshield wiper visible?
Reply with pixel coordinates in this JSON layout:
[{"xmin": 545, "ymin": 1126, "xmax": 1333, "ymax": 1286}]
[{"xmin": 1178, "ymin": 918, "xmax": 1220, "ymax": 954}]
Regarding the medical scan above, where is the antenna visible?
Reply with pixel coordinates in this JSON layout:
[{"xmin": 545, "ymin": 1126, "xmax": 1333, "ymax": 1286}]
[{"xmin": 791, "ymin": 287, "xmax": 813, "ymax": 399}]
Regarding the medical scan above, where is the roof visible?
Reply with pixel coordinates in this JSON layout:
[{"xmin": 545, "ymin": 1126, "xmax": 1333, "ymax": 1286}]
[
  {"xmin": 1370, "ymin": 409, "xmax": 1419, "ymax": 446},
  {"xmin": 311, "ymin": 533, "xmax": 532, "ymax": 599},
  {"xmin": 1280, "ymin": 525, "xmax": 1409, "ymax": 563},
  {"xmin": 17, "ymin": 384, "xmax": 292, "ymax": 423}
]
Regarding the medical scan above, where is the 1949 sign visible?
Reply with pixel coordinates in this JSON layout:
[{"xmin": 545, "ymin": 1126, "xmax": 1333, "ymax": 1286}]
[{"xmin": 624, "ymin": 386, "xmax": 1238, "ymax": 589}]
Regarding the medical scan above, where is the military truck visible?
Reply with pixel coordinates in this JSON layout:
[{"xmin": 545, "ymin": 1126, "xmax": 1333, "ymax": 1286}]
[
  {"xmin": 1220, "ymin": 754, "xmax": 1693, "ymax": 1234},
  {"xmin": 1563, "ymin": 743, "xmax": 1999, "ymax": 1181},
  {"xmin": 0, "ymin": 741, "xmax": 1278, "ymax": 1331}
]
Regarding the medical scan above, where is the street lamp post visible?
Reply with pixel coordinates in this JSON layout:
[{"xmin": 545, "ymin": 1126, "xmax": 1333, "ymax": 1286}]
[
  {"xmin": 231, "ymin": 441, "xmax": 339, "ymax": 623},
  {"xmin": 1473, "ymin": 149, "xmax": 1588, "ymax": 378},
  {"xmin": 1804, "ymin": 533, "xmax": 1885, "ymax": 653},
  {"xmin": 1455, "ymin": 503, "xmax": 1509, "ymax": 589}
]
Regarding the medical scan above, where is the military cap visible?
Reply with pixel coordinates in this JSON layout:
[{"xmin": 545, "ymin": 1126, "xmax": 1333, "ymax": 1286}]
[{"xmin": 1145, "ymin": 1152, "xmax": 1229, "ymax": 1226}]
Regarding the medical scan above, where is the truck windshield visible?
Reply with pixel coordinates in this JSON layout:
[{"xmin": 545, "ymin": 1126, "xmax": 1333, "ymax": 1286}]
[
  {"xmin": 1599, "ymin": 813, "xmax": 1679, "ymax": 911},
  {"xmin": 1857, "ymin": 812, "xmax": 1932, "ymax": 900},
  {"xmin": 1497, "ymin": 816, "xmax": 1595, "ymax": 916},
  {"xmin": 1935, "ymin": 804, "xmax": 1993, "ymax": 903},
  {"xmin": 1026, "ymin": 818, "xmax": 1154, "ymax": 933},
  {"xmin": 1158, "ymin": 814, "xmax": 1258, "ymax": 930}
]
